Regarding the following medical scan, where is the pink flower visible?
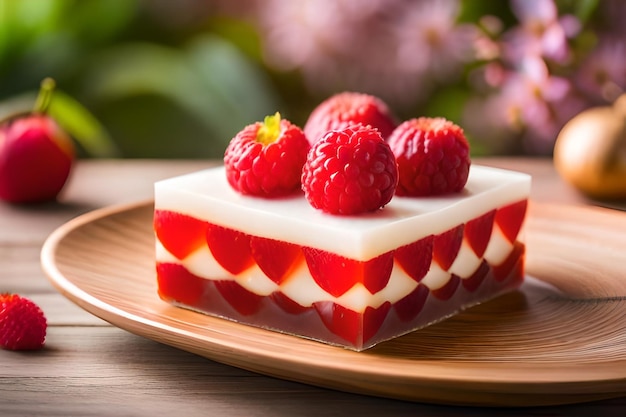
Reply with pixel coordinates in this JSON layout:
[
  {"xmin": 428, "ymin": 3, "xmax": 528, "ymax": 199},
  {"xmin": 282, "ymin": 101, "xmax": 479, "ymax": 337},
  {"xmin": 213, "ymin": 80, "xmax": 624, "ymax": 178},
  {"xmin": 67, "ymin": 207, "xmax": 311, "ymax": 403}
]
[
  {"xmin": 394, "ymin": 0, "xmax": 479, "ymax": 80},
  {"xmin": 251, "ymin": 0, "xmax": 483, "ymax": 109},
  {"xmin": 503, "ymin": 0, "xmax": 580, "ymax": 64},
  {"xmin": 464, "ymin": 57, "xmax": 585, "ymax": 154},
  {"xmin": 256, "ymin": 0, "xmax": 354, "ymax": 71},
  {"xmin": 575, "ymin": 36, "xmax": 626, "ymax": 103},
  {"xmin": 253, "ymin": 0, "xmax": 407, "ymax": 104}
]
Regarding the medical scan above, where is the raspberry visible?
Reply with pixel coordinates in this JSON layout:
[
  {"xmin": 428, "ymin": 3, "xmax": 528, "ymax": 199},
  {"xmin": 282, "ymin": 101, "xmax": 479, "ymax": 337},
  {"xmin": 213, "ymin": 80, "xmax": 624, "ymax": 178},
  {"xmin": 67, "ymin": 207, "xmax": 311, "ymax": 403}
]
[
  {"xmin": 301, "ymin": 125, "xmax": 398, "ymax": 215},
  {"xmin": 303, "ymin": 92, "xmax": 397, "ymax": 145},
  {"xmin": 0, "ymin": 293, "xmax": 47, "ymax": 350},
  {"xmin": 388, "ymin": 117, "xmax": 470, "ymax": 196},
  {"xmin": 224, "ymin": 113, "xmax": 310, "ymax": 197}
]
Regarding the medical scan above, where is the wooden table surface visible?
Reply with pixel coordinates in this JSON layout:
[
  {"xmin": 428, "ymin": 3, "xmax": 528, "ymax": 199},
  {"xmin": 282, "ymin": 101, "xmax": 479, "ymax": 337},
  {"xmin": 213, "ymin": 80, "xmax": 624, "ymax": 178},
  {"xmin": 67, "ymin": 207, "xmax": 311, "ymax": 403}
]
[{"xmin": 1, "ymin": 158, "xmax": 625, "ymax": 417}]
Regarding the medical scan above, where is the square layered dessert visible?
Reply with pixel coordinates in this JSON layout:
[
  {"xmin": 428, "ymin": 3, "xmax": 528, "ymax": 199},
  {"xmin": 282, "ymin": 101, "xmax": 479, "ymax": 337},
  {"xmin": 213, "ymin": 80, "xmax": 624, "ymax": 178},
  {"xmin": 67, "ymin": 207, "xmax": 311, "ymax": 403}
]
[{"xmin": 153, "ymin": 164, "xmax": 530, "ymax": 351}]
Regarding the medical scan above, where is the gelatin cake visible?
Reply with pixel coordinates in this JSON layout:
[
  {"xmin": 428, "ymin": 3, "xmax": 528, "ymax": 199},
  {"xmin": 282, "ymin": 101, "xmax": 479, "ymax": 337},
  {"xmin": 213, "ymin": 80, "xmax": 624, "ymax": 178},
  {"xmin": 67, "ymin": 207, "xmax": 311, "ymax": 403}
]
[{"xmin": 153, "ymin": 165, "xmax": 530, "ymax": 351}]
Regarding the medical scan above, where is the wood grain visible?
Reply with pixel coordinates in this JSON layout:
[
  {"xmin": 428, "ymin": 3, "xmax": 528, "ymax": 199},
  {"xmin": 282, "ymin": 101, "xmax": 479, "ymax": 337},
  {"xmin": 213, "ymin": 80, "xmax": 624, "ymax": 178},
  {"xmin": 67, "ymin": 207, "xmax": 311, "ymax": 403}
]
[
  {"xmin": 8, "ymin": 327, "xmax": 624, "ymax": 417},
  {"xmin": 40, "ymin": 199, "xmax": 626, "ymax": 407}
]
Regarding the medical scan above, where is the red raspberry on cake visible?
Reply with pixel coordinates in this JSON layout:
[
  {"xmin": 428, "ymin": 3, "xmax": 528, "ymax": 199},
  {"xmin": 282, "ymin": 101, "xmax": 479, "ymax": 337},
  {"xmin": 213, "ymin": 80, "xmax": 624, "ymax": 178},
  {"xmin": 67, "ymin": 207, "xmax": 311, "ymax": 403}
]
[
  {"xmin": 303, "ymin": 92, "xmax": 397, "ymax": 145},
  {"xmin": 301, "ymin": 124, "xmax": 398, "ymax": 215},
  {"xmin": 0, "ymin": 293, "xmax": 47, "ymax": 351},
  {"xmin": 224, "ymin": 112, "xmax": 310, "ymax": 197},
  {"xmin": 388, "ymin": 117, "xmax": 471, "ymax": 196}
]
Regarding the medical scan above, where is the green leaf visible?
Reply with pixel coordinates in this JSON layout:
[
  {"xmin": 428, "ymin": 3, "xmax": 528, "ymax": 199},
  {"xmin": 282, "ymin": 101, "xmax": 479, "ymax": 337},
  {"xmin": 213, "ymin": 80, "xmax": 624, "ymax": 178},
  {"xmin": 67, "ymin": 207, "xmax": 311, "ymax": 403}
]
[
  {"xmin": 62, "ymin": 0, "xmax": 138, "ymax": 44},
  {"xmin": 48, "ymin": 90, "xmax": 119, "ymax": 157},
  {"xmin": 83, "ymin": 36, "xmax": 281, "ymax": 156},
  {"xmin": 185, "ymin": 35, "xmax": 281, "ymax": 124},
  {"xmin": 83, "ymin": 42, "xmax": 238, "ymax": 148}
]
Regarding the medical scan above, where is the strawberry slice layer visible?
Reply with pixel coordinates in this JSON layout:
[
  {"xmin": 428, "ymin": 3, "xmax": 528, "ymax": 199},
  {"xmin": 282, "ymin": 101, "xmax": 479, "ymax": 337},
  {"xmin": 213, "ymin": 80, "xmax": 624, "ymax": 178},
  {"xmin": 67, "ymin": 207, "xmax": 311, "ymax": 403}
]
[
  {"xmin": 303, "ymin": 248, "xmax": 394, "ymax": 297},
  {"xmin": 314, "ymin": 301, "xmax": 391, "ymax": 346},
  {"xmin": 270, "ymin": 291, "xmax": 310, "ymax": 315},
  {"xmin": 394, "ymin": 235, "xmax": 433, "ymax": 282},
  {"xmin": 433, "ymin": 225, "xmax": 464, "ymax": 270},
  {"xmin": 464, "ymin": 210, "xmax": 496, "ymax": 257},
  {"xmin": 462, "ymin": 260, "xmax": 489, "ymax": 292},
  {"xmin": 493, "ymin": 242, "xmax": 525, "ymax": 282},
  {"xmin": 431, "ymin": 274, "xmax": 460, "ymax": 300},
  {"xmin": 251, "ymin": 236, "xmax": 303, "ymax": 285},
  {"xmin": 495, "ymin": 199, "xmax": 528, "ymax": 243},
  {"xmin": 154, "ymin": 210, "xmax": 208, "ymax": 259},
  {"xmin": 156, "ymin": 262, "xmax": 208, "ymax": 305},
  {"xmin": 393, "ymin": 284, "xmax": 429, "ymax": 322},
  {"xmin": 155, "ymin": 195, "xmax": 528, "ymax": 350},
  {"xmin": 214, "ymin": 280, "xmax": 263, "ymax": 316},
  {"xmin": 363, "ymin": 302, "xmax": 392, "ymax": 343},
  {"xmin": 206, "ymin": 224, "xmax": 254, "ymax": 275}
]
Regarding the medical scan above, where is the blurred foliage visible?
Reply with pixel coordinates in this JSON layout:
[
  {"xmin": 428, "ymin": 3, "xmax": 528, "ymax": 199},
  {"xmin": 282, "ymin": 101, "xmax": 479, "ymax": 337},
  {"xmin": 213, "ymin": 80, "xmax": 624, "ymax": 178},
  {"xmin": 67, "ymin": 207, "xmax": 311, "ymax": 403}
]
[
  {"xmin": 0, "ymin": 0, "xmax": 617, "ymax": 158},
  {"xmin": 0, "ymin": 0, "xmax": 281, "ymax": 158}
]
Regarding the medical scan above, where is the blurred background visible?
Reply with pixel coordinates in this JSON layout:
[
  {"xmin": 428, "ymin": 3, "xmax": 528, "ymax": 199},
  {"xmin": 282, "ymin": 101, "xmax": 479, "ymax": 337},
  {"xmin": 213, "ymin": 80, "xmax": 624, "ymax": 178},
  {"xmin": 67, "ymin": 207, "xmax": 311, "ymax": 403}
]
[{"xmin": 0, "ymin": 0, "xmax": 623, "ymax": 159}]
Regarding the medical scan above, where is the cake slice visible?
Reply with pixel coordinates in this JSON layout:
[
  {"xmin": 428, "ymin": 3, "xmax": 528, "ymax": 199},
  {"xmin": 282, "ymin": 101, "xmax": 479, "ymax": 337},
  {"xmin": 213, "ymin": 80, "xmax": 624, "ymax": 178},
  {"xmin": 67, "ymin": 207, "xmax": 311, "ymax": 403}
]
[{"xmin": 154, "ymin": 165, "xmax": 530, "ymax": 350}]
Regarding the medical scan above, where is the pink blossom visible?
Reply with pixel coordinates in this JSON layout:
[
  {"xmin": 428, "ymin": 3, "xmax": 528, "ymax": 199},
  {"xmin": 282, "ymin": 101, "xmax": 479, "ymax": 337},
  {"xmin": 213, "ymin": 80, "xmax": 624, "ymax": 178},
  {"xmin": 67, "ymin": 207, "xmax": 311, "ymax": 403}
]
[
  {"xmin": 252, "ymin": 0, "xmax": 407, "ymax": 104},
  {"xmin": 250, "ymin": 0, "xmax": 483, "ymax": 109},
  {"xmin": 503, "ymin": 0, "xmax": 580, "ymax": 64},
  {"xmin": 394, "ymin": 0, "xmax": 479, "ymax": 80},
  {"xmin": 465, "ymin": 57, "xmax": 585, "ymax": 154},
  {"xmin": 575, "ymin": 36, "xmax": 626, "ymax": 103},
  {"xmin": 256, "ymin": 0, "xmax": 355, "ymax": 71}
]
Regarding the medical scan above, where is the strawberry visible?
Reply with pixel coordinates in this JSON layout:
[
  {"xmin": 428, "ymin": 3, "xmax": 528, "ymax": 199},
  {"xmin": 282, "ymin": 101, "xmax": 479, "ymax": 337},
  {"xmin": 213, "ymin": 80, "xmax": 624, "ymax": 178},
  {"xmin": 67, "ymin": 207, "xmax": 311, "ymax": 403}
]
[
  {"xmin": 214, "ymin": 280, "xmax": 263, "ymax": 316},
  {"xmin": 205, "ymin": 223, "xmax": 254, "ymax": 275},
  {"xmin": 270, "ymin": 292, "xmax": 310, "ymax": 315},
  {"xmin": 430, "ymin": 275, "xmax": 461, "ymax": 301},
  {"xmin": 464, "ymin": 210, "xmax": 496, "ymax": 258},
  {"xmin": 393, "ymin": 284, "xmax": 429, "ymax": 322},
  {"xmin": 388, "ymin": 117, "xmax": 470, "ymax": 196},
  {"xmin": 303, "ymin": 248, "xmax": 394, "ymax": 297},
  {"xmin": 432, "ymin": 225, "xmax": 464, "ymax": 270},
  {"xmin": 394, "ymin": 235, "xmax": 434, "ymax": 282},
  {"xmin": 301, "ymin": 125, "xmax": 398, "ymax": 215},
  {"xmin": 154, "ymin": 210, "xmax": 208, "ymax": 260},
  {"xmin": 156, "ymin": 263, "xmax": 209, "ymax": 306},
  {"xmin": 224, "ymin": 112, "xmax": 310, "ymax": 197},
  {"xmin": 492, "ymin": 242, "xmax": 525, "ymax": 282},
  {"xmin": 0, "ymin": 293, "xmax": 47, "ymax": 350},
  {"xmin": 303, "ymin": 92, "xmax": 397, "ymax": 145},
  {"xmin": 461, "ymin": 260, "xmax": 489, "ymax": 292},
  {"xmin": 494, "ymin": 199, "xmax": 528, "ymax": 243},
  {"xmin": 314, "ymin": 301, "xmax": 391, "ymax": 346},
  {"xmin": 250, "ymin": 236, "xmax": 303, "ymax": 285}
]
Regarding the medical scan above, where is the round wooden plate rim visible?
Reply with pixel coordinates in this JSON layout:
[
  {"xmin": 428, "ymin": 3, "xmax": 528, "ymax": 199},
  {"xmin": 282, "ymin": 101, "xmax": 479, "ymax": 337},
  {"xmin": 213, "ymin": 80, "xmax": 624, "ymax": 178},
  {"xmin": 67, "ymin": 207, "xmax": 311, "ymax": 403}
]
[{"xmin": 40, "ymin": 199, "xmax": 626, "ymax": 405}]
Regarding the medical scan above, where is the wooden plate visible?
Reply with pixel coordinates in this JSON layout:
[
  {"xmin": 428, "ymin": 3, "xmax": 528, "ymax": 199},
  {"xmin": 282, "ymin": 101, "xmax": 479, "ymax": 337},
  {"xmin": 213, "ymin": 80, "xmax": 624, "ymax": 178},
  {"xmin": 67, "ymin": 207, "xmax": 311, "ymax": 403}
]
[{"xmin": 41, "ymin": 201, "xmax": 626, "ymax": 407}]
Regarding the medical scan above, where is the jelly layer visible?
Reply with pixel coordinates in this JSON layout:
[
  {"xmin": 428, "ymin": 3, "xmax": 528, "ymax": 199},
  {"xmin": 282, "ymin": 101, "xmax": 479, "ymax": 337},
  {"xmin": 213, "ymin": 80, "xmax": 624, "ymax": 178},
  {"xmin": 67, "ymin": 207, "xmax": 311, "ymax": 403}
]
[
  {"xmin": 154, "ymin": 198, "xmax": 528, "ymax": 350},
  {"xmin": 154, "ymin": 165, "xmax": 530, "ymax": 350}
]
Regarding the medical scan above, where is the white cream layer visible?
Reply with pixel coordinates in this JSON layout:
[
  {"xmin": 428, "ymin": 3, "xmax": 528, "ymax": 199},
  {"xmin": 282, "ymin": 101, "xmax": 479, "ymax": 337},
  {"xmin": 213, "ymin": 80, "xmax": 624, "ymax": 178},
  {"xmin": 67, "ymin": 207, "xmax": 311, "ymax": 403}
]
[{"xmin": 154, "ymin": 165, "xmax": 530, "ymax": 261}]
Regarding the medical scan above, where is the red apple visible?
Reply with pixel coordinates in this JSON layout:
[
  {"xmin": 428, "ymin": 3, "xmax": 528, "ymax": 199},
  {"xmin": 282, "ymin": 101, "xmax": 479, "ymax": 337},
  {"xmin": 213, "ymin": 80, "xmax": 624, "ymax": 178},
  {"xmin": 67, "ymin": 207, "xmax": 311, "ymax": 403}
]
[{"xmin": 0, "ymin": 79, "xmax": 75, "ymax": 204}]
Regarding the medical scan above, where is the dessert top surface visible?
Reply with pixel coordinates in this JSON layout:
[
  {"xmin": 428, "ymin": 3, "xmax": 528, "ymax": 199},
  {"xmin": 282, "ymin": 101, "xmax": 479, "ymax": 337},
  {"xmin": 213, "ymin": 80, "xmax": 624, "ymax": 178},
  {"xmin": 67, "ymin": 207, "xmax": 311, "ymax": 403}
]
[{"xmin": 155, "ymin": 165, "xmax": 530, "ymax": 260}]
